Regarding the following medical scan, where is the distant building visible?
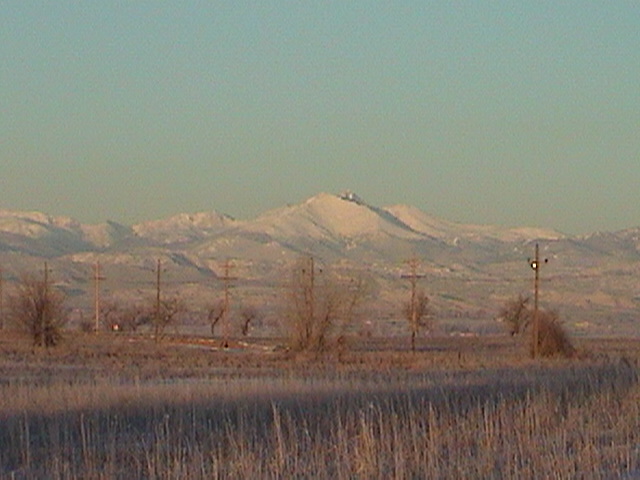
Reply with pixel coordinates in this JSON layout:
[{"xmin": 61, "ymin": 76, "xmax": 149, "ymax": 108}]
[{"xmin": 339, "ymin": 190, "xmax": 364, "ymax": 204}]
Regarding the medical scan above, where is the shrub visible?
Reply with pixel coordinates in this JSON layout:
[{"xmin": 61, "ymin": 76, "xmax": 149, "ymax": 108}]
[
  {"xmin": 283, "ymin": 257, "xmax": 368, "ymax": 354},
  {"xmin": 535, "ymin": 310, "xmax": 575, "ymax": 358},
  {"xmin": 501, "ymin": 296, "xmax": 574, "ymax": 358},
  {"xmin": 499, "ymin": 294, "xmax": 531, "ymax": 336},
  {"xmin": 403, "ymin": 289, "xmax": 431, "ymax": 351},
  {"xmin": 9, "ymin": 274, "xmax": 67, "ymax": 347}
]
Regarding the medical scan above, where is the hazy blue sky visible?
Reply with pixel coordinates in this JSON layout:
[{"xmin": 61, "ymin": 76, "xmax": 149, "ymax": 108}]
[{"xmin": 1, "ymin": 2, "xmax": 639, "ymax": 234}]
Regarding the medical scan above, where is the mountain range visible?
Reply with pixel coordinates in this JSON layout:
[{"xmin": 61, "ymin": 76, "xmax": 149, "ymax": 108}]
[{"xmin": 1, "ymin": 192, "xmax": 639, "ymax": 336}]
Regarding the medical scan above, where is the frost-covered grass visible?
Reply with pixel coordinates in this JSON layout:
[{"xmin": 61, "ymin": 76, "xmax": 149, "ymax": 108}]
[
  {"xmin": 0, "ymin": 331, "xmax": 638, "ymax": 478},
  {"xmin": 1, "ymin": 358, "xmax": 638, "ymax": 479}
]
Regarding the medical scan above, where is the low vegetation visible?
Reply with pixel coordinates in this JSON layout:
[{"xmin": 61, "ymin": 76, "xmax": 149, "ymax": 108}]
[
  {"xmin": 499, "ymin": 294, "xmax": 531, "ymax": 336},
  {"xmin": 500, "ymin": 295, "xmax": 575, "ymax": 358},
  {"xmin": 535, "ymin": 310, "xmax": 576, "ymax": 358},
  {"xmin": 7, "ymin": 274, "xmax": 67, "ymax": 347},
  {"xmin": 403, "ymin": 289, "xmax": 430, "ymax": 352},
  {"xmin": 283, "ymin": 257, "xmax": 368, "ymax": 354},
  {"xmin": 0, "ymin": 331, "xmax": 638, "ymax": 478},
  {"xmin": 0, "ymin": 260, "xmax": 635, "ymax": 478}
]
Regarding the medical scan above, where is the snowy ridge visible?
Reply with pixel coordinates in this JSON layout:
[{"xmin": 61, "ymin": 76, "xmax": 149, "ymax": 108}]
[
  {"xmin": 242, "ymin": 193, "xmax": 422, "ymax": 241},
  {"xmin": 385, "ymin": 204, "xmax": 564, "ymax": 244},
  {"xmin": 0, "ymin": 192, "xmax": 634, "ymax": 263},
  {"xmin": 132, "ymin": 211, "xmax": 234, "ymax": 244},
  {"xmin": 0, "ymin": 209, "xmax": 134, "ymax": 252},
  {"xmin": 0, "ymin": 210, "xmax": 81, "ymax": 238}
]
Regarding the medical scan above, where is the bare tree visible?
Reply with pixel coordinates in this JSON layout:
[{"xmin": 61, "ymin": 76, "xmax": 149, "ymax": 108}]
[
  {"xmin": 240, "ymin": 306, "xmax": 260, "ymax": 336},
  {"xmin": 9, "ymin": 274, "xmax": 67, "ymax": 347},
  {"xmin": 403, "ymin": 289, "xmax": 431, "ymax": 352},
  {"xmin": 499, "ymin": 296, "xmax": 574, "ymax": 357},
  {"xmin": 101, "ymin": 300, "xmax": 150, "ymax": 332},
  {"xmin": 206, "ymin": 300, "xmax": 227, "ymax": 337},
  {"xmin": 401, "ymin": 258, "xmax": 431, "ymax": 352},
  {"xmin": 534, "ymin": 310, "xmax": 575, "ymax": 358},
  {"xmin": 499, "ymin": 294, "xmax": 531, "ymax": 336},
  {"xmin": 153, "ymin": 296, "xmax": 184, "ymax": 342},
  {"xmin": 101, "ymin": 300, "xmax": 123, "ymax": 331},
  {"xmin": 283, "ymin": 257, "xmax": 368, "ymax": 354}
]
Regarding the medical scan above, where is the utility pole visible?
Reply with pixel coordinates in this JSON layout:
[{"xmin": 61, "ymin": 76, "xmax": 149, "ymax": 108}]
[
  {"xmin": 0, "ymin": 266, "xmax": 4, "ymax": 331},
  {"xmin": 307, "ymin": 256, "xmax": 315, "ymax": 329},
  {"xmin": 528, "ymin": 243, "xmax": 548, "ymax": 358},
  {"xmin": 43, "ymin": 262, "xmax": 52, "ymax": 343},
  {"xmin": 155, "ymin": 258, "xmax": 162, "ymax": 341},
  {"xmin": 44, "ymin": 261, "xmax": 50, "ymax": 290},
  {"xmin": 43, "ymin": 261, "xmax": 52, "ymax": 304},
  {"xmin": 219, "ymin": 259, "xmax": 237, "ymax": 348},
  {"xmin": 401, "ymin": 258, "xmax": 426, "ymax": 352},
  {"xmin": 93, "ymin": 262, "xmax": 106, "ymax": 333},
  {"xmin": 300, "ymin": 256, "xmax": 322, "ymax": 342}
]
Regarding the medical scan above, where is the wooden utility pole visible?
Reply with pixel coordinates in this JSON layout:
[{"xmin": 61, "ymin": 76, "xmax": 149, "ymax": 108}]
[
  {"xmin": 155, "ymin": 258, "xmax": 162, "ymax": 341},
  {"xmin": 93, "ymin": 262, "xmax": 106, "ymax": 333},
  {"xmin": 307, "ymin": 256, "xmax": 315, "ymax": 328},
  {"xmin": 401, "ymin": 258, "xmax": 426, "ymax": 352},
  {"xmin": 528, "ymin": 243, "xmax": 548, "ymax": 358},
  {"xmin": 219, "ymin": 259, "xmax": 237, "ymax": 347},
  {"xmin": 44, "ymin": 261, "xmax": 49, "ymax": 289},
  {"xmin": 43, "ymin": 262, "xmax": 52, "ymax": 337},
  {"xmin": 0, "ymin": 266, "xmax": 4, "ymax": 330}
]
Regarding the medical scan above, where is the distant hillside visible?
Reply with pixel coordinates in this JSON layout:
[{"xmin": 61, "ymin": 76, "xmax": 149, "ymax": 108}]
[{"xmin": 1, "ymin": 193, "xmax": 639, "ymax": 337}]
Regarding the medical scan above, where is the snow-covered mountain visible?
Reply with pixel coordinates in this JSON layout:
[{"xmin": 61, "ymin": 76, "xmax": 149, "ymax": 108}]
[
  {"xmin": 0, "ymin": 210, "xmax": 132, "ymax": 255},
  {"xmin": 187, "ymin": 193, "xmax": 449, "ymax": 264},
  {"xmin": 242, "ymin": 192, "xmax": 423, "ymax": 241},
  {"xmin": 385, "ymin": 204, "xmax": 564, "ymax": 244},
  {"xmin": 0, "ymin": 193, "xmax": 631, "ymax": 262},
  {"xmin": 132, "ymin": 211, "xmax": 234, "ymax": 245},
  {"xmin": 2, "ymin": 192, "xmax": 640, "ymax": 337}
]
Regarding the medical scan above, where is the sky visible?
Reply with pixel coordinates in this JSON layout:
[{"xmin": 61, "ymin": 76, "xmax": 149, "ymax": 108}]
[{"xmin": 1, "ymin": 2, "xmax": 639, "ymax": 234}]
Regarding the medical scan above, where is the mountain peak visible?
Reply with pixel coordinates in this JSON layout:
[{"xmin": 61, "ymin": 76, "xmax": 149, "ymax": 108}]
[
  {"xmin": 250, "ymin": 191, "xmax": 420, "ymax": 242},
  {"xmin": 301, "ymin": 191, "xmax": 367, "ymax": 206}
]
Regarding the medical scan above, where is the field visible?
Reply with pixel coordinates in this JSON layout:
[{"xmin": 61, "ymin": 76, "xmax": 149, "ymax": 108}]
[{"xmin": 0, "ymin": 331, "xmax": 639, "ymax": 479}]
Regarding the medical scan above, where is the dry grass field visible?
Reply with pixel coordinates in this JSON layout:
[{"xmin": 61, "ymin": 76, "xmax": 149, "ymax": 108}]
[{"xmin": 0, "ymin": 330, "xmax": 639, "ymax": 479}]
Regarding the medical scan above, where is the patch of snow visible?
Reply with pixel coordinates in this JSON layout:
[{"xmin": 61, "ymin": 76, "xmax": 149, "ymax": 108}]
[
  {"xmin": 385, "ymin": 204, "xmax": 564, "ymax": 243},
  {"xmin": 133, "ymin": 211, "xmax": 234, "ymax": 244},
  {"xmin": 245, "ymin": 192, "xmax": 421, "ymax": 241}
]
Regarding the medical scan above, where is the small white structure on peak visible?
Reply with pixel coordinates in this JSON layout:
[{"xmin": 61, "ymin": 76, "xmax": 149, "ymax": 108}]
[{"xmin": 339, "ymin": 190, "xmax": 364, "ymax": 204}]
